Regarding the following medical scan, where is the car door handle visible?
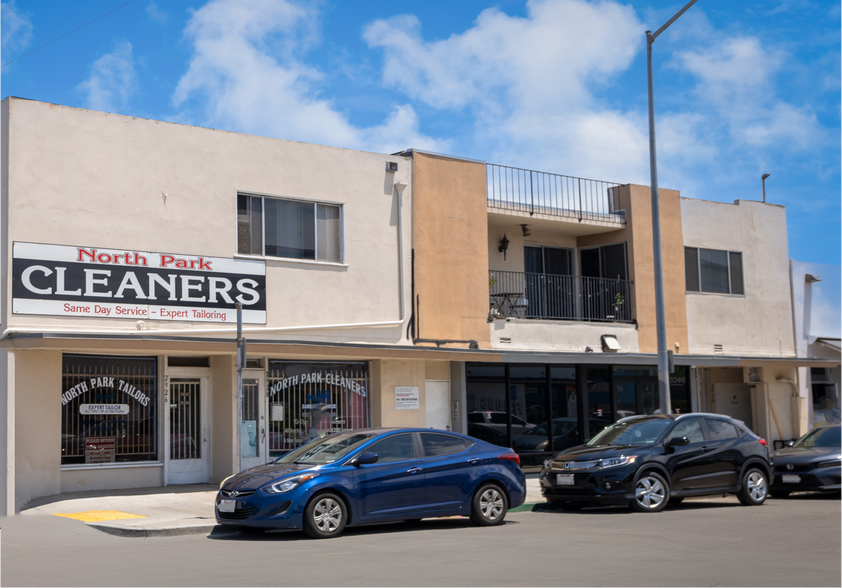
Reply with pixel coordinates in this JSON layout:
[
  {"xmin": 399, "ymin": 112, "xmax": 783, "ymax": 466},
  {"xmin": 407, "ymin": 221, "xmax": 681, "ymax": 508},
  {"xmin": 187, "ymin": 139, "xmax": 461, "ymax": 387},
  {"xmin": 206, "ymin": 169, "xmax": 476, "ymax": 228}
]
[
  {"xmin": 701, "ymin": 446, "xmax": 713, "ymax": 452},
  {"xmin": 467, "ymin": 458, "xmax": 481, "ymax": 464},
  {"xmin": 407, "ymin": 467, "xmax": 422, "ymax": 474}
]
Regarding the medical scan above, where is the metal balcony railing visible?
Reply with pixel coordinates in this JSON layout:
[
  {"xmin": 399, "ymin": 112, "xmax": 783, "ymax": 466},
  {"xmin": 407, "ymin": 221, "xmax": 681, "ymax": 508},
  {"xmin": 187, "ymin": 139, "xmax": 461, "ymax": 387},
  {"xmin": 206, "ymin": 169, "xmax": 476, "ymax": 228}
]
[
  {"xmin": 487, "ymin": 164, "xmax": 624, "ymax": 224},
  {"xmin": 489, "ymin": 270, "xmax": 634, "ymax": 323}
]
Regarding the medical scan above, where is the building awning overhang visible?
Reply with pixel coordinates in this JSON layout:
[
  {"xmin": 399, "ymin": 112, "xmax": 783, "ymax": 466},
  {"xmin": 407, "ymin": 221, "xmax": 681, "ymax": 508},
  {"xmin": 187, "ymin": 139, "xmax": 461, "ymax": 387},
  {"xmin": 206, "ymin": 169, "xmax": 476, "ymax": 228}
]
[{"xmin": 814, "ymin": 338, "xmax": 842, "ymax": 353}]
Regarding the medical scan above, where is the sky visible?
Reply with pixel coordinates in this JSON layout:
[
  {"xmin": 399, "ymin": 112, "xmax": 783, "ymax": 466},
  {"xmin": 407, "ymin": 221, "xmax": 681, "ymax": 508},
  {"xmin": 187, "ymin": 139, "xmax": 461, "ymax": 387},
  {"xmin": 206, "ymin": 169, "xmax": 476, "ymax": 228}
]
[{"xmin": 1, "ymin": 0, "xmax": 840, "ymax": 265}]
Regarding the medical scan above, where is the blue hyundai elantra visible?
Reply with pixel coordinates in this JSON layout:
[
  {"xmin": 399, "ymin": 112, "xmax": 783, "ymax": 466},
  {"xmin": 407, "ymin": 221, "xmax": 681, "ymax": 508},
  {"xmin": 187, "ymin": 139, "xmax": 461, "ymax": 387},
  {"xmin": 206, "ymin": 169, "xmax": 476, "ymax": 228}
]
[{"xmin": 215, "ymin": 428, "xmax": 526, "ymax": 538}]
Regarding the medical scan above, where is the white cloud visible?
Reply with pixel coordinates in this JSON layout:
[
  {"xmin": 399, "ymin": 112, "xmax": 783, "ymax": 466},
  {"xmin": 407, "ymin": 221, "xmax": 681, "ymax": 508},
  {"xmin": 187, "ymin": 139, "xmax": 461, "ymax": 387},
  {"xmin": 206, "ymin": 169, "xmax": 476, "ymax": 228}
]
[
  {"xmin": 363, "ymin": 0, "xmax": 645, "ymax": 178},
  {"xmin": 172, "ymin": 0, "xmax": 446, "ymax": 154},
  {"xmin": 77, "ymin": 41, "xmax": 138, "ymax": 112},
  {"xmin": 1, "ymin": 0, "xmax": 33, "ymax": 54},
  {"xmin": 146, "ymin": 1, "xmax": 167, "ymax": 23}
]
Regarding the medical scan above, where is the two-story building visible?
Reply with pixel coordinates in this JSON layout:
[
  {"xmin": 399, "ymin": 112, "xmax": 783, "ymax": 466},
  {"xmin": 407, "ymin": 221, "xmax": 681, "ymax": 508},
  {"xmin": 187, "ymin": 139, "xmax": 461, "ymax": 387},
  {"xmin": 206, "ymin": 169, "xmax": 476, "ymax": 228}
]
[{"xmin": 1, "ymin": 98, "xmax": 836, "ymax": 514}]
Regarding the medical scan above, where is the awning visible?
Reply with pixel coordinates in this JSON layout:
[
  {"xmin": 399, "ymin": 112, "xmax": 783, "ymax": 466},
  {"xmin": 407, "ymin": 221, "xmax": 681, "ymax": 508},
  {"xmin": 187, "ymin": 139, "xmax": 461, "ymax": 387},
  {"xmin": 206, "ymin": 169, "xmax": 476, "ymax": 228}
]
[{"xmin": 814, "ymin": 338, "xmax": 841, "ymax": 353}]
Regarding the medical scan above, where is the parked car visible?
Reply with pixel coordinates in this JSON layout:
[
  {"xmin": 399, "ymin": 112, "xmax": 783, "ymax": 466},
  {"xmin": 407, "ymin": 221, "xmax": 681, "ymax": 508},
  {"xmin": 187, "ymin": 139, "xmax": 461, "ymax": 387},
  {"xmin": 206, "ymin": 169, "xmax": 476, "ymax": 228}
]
[
  {"xmin": 467, "ymin": 411, "xmax": 535, "ymax": 435},
  {"xmin": 514, "ymin": 418, "xmax": 611, "ymax": 451},
  {"xmin": 216, "ymin": 428, "xmax": 526, "ymax": 538},
  {"xmin": 769, "ymin": 424, "xmax": 841, "ymax": 498},
  {"xmin": 539, "ymin": 413, "xmax": 772, "ymax": 512}
]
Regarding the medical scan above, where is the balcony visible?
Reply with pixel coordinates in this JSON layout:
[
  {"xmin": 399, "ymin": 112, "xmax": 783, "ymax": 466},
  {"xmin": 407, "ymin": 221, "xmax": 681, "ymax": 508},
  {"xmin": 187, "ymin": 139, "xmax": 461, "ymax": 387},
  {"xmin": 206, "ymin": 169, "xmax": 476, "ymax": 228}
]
[
  {"xmin": 489, "ymin": 270, "xmax": 634, "ymax": 323},
  {"xmin": 487, "ymin": 164, "xmax": 625, "ymax": 225}
]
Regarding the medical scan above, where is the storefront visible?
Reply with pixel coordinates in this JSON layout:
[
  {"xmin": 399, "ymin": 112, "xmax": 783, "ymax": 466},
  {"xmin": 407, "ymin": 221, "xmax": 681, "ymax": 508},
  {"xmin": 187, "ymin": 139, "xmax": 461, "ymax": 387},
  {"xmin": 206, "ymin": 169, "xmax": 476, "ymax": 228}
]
[{"xmin": 466, "ymin": 362, "xmax": 691, "ymax": 467}]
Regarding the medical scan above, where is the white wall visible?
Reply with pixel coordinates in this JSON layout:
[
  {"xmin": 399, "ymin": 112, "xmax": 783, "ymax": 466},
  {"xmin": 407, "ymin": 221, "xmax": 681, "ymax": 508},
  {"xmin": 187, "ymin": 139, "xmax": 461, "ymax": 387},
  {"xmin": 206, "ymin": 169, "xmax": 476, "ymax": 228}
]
[
  {"xmin": 681, "ymin": 199, "xmax": 794, "ymax": 357},
  {"xmin": 3, "ymin": 98, "xmax": 410, "ymax": 345},
  {"xmin": 489, "ymin": 319, "xmax": 638, "ymax": 352}
]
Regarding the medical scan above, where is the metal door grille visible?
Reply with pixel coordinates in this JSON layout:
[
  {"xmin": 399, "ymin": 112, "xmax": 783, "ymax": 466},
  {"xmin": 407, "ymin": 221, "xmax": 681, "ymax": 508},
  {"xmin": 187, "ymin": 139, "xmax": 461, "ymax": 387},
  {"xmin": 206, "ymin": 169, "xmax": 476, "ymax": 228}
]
[
  {"xmin": 61, "ymin": 355, "xmax": 157, "ymax": 465},
  {"xmin": 267, "ymin": 363, "xmax": 369, "ymax": 457},
  {"xmin": 243, "ymin": 378, "xmax": 260, "ymax": 457},
  {"xmin": 170, "ymin": 379, "xmax": 200, "ymax": 460}
]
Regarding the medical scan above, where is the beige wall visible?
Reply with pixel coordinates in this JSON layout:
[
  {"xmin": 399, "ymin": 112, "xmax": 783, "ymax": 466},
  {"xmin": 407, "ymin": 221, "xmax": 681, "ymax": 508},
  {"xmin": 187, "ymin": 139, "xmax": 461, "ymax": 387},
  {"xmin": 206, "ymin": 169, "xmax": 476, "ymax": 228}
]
[
  {"xmin": 210, "ymin": 356, "xmax": 237, "ymax": 483},
  {"xmin": 370, "ymin": 359, "xmax": 427, "ymax": 427},
  {"xmin": 682, "ymin": 199, "xmax": 794, "ymax": 356},
  {"xmin": 412, "ymin": 152, "xmax": 490, "ymax": 348},
  {"xmin": 2, "ymin": 98, "xmax": 410, "ymax": 345},
  {"xmin": 14, "ymin": 350, "xmax": 62, "ymax": 510},
  {"xmin": 490, "ymin": 320, "xmax": 638, "ymax": 352},
  {"xmin": 579, "ymin": 184, "xmax": 688, "ymax": 355}
]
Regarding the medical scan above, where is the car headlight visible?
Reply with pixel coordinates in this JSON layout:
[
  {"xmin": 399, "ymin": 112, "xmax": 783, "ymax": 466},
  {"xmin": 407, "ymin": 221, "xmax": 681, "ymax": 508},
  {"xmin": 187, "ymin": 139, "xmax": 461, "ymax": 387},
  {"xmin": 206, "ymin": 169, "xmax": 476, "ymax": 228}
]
[
  {"xmin": 265, "ymin": 473, "xmax": 318, "ymax": 494},
  {"xmin": 219, "ymin": 474, "xmax": 235, "ymax": 490},
  {"xmin": 597, "ymin": 456, "xmax": 636, "ymax": 469},
  {"xmin": 535, "ymin": 440, "xmax": 548, "ymax": 450},
  {"xmin": 817, "ymin": 458, "xmax": 842, "ymax": 469}
]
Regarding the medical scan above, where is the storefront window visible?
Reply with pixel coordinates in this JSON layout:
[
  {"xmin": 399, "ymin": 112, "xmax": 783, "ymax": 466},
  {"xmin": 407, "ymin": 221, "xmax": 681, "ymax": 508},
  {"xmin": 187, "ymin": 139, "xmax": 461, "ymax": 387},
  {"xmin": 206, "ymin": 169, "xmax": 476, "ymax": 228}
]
[
  {"xmin": 267, "ymin": 362, "xmax": 369, "ymax": 457},
  {"xmin": 61, "ymin": 355, "xmax": 157, "ymax": 465}
]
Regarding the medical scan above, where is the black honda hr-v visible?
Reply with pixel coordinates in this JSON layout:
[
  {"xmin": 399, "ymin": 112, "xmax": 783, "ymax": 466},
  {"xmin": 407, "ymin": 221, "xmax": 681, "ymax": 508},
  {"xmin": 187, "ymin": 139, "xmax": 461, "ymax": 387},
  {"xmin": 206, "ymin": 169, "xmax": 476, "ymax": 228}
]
[{"xmin": 540, "ymin": 413, "xmax": 772, "ymax": 512}]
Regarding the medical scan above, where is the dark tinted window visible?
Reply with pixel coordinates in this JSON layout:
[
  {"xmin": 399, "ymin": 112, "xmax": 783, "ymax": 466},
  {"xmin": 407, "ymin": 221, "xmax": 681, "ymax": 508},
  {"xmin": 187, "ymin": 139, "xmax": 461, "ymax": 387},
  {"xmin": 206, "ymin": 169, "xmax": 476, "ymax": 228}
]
[
  {"xmin": 729, "ymin": 252, "xmax": 744, "ymax": 295},
  {"xmin": 685, "ymin": 247, "xmax": 699, "ymax": 291},
  {"xmin": 467, "ymin": 413, "xmax": 485, "ymax": 423},
  {"xmin": 367, "ymin": 434, "xmax": 415, "ymax": 463},
  {"xmin": 670, "ymin": 418, "xmax": 705, "ymax": 443},
  {"xmin": 705, "ymin": 419, "xmax": 739, "ymax": 440},
  {"xmin": 421, "ymin": 433, "xmax": 468, "ymax": 457}
]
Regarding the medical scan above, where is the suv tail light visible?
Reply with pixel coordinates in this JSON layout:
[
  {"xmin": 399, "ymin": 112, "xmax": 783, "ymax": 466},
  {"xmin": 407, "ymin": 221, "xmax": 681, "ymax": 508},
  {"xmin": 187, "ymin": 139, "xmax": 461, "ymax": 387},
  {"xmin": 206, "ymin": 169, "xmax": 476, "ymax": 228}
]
[
  {"xmin": 758, "ymin": 438, "xmax": 767, "ymax": 446},
  {"xmin": 498, "ymin": 452, "xmax": 520, "ymax": 465}
]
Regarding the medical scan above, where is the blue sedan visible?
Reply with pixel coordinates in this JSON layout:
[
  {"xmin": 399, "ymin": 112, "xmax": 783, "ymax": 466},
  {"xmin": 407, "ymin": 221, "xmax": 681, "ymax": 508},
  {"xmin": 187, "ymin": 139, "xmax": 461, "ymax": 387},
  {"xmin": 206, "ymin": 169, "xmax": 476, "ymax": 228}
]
[{"xmin": 215, "ymin": 428, "xmax": 526, "ymax": 538}]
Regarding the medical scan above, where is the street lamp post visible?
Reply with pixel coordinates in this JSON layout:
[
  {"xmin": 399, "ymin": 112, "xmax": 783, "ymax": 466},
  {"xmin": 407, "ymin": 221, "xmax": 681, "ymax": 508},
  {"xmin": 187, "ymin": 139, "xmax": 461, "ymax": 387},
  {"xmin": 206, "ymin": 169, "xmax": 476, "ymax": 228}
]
[
  {"xmin": 762, "ymin": 173, "xmax": 771, "ymax": 203},
  {"xmin": 646, "ymin": 0, "xmax": 698, "ymax": 415}
]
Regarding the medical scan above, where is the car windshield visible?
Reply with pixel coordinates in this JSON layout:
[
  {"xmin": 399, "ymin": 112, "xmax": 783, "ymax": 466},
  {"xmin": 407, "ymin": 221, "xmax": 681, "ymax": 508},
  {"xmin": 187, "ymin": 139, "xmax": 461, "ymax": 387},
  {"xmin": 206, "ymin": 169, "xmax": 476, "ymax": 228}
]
[
  {"xmin": 274, "ymin": 432, "xmax": 375, "ymax": 465},
  {"xmin": 587, "ymin": 420, "xmax": 672, "ymax": 446},
  {"xmin": 793, "ymin": 426, "xmax": 841, "ymax": 448}
]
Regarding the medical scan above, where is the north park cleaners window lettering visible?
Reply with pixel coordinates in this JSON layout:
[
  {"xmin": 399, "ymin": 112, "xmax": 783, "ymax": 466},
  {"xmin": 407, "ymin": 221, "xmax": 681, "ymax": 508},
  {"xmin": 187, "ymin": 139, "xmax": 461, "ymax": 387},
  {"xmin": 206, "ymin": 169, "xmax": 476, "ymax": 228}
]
[{"xmin": 13, "ymin": 242, "xmax": 266, "ymax": 323}]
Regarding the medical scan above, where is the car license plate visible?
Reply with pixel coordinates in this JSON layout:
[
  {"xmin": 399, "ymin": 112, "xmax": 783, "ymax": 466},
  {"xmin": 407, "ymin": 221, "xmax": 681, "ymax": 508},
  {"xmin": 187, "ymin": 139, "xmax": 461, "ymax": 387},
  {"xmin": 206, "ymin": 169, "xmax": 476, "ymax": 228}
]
[
  {"xmin": 557, "ymin": 474, "xmax": 575, "ymax": 486},
  {"xmin": 782, "ymin": 474, "xmax": 801, "ymax": 484},
  {"xmin": 218, "ymin": 499, "xmax": 236, "ymax": 512}
]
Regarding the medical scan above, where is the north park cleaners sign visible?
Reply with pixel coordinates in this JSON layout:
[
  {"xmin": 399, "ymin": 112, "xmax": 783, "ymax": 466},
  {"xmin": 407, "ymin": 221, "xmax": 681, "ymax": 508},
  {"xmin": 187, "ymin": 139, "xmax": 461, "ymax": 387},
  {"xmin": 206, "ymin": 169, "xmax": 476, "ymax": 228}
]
[{"xmin": 13, "ymin": 242, "xmax": 266, "ymax": 323}]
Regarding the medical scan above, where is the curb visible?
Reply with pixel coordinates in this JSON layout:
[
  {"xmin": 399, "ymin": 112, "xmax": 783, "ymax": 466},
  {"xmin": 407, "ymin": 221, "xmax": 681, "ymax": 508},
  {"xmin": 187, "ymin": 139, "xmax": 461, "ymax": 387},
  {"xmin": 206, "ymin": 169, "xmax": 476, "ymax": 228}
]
[{"xmin": 86, "ymin": 522, "xmax": 219, "ymax": 538}]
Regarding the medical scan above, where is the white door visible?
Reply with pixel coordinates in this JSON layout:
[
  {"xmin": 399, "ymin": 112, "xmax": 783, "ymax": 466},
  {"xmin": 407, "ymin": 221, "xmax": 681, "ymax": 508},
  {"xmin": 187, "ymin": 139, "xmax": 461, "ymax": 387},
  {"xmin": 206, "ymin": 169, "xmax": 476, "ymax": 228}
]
[
  {"xmin": 426, "ymin": 380, "xmax": 452, "ymax": 431},
  {"xmin": 241, "ymin": 373, "xmax": 267, "ymax": 471},
  {"xmin": 167, "ymin": 372, "xmax": 210, "ymax": 484}
]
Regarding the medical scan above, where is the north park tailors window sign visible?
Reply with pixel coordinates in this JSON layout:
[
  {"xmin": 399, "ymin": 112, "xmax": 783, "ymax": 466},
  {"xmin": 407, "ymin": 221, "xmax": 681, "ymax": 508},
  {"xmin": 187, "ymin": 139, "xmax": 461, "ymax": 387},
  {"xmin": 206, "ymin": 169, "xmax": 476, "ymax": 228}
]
[{"xmin": 12, "ymin": 242, "xmax": 266, "ymax": 323}]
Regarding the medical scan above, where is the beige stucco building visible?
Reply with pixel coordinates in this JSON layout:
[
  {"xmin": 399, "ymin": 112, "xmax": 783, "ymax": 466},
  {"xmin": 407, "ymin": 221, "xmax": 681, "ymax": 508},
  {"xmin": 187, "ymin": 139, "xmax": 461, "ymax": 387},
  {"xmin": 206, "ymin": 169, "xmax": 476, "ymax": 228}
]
[{"xmin": 1, "ymin": 98, "xmax": 835, "ymax": 515}]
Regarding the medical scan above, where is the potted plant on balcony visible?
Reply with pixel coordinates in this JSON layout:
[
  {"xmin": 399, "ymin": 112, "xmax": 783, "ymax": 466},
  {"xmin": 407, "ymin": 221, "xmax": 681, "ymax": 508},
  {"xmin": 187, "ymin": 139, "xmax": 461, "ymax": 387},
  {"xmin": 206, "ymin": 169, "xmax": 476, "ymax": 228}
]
[{"xmin": 612, "ymin": 292, "xmax": 625, "ymax": 320}]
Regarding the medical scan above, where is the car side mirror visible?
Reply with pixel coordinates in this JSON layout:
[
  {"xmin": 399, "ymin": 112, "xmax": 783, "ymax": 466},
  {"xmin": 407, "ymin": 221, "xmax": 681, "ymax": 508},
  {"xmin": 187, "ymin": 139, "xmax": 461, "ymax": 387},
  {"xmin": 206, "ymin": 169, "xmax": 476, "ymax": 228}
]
[
  {"xmin": 785, "ymin": 441, "xmax": 795, "ymax": 448},
  {"xmin": 350, "ymin": 452, "xmax": 378, "ymax": 467},
  {"xmin": 665, "ymin": 436, "xmax": 691, "ymax": 447}
]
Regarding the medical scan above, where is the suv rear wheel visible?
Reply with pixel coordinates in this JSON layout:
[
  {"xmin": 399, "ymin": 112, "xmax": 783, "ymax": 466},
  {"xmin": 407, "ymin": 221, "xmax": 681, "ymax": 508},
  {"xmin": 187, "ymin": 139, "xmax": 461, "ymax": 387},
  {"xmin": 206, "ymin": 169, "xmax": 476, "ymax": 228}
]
[{"xmin": 737, "ymin": 468, "xmax": 768, "ymax": 506}]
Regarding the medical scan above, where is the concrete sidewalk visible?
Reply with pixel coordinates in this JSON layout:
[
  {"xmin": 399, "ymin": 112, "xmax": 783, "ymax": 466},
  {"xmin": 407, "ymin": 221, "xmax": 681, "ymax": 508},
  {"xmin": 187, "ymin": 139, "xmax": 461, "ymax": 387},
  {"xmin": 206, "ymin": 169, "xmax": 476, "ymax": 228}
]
[{"xmin": 17, "ymin": 476, "xmax": 546, "ymax": 538}]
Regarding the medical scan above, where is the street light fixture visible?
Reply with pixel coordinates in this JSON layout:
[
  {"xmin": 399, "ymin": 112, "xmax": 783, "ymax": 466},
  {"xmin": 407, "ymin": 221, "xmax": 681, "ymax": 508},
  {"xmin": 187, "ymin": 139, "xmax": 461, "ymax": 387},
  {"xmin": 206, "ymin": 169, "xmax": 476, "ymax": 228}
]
[
  {"xmin": 646, "ymin": 0, "xmax": 698, "ymax": 416},
  {"xmin": 762, "ymin": 173, "xmax": 771, "ymax": 203}
]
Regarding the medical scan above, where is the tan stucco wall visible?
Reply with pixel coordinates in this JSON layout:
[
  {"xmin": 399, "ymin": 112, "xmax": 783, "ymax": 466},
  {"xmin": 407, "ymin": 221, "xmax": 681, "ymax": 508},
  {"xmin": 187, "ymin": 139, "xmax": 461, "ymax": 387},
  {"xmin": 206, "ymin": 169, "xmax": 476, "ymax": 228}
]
[
  {"xmin": 412, "ymin": 152, "xmax": 490, "ymax": 347},
  {"xmin": 682, "ymin": 199, "xmax": 794, "ymax": 356},
  {"xmin": 487, "ymin": 227, "xmax": 578, "ymax": 275},
  {"xmin": 2, "ymin": 98, "xmax": 410, "ymax": 345},
  {"xmin": 369, "ymin": 359, "xmax": 427, "ymax": 427},
  {"xmin": 578, "ymin": 184, "xmax": 688, "ymax": 355},
  {"xmin": 210, "ymin": 356, "xmax": 236, "ymax": 483},
  {"xmin": 424, "ymin": 360, "xmax": 451, "ymax": 381},
  {"xmin": 14, "ymin": 350, "xmax": 62, "ymax": 510}
]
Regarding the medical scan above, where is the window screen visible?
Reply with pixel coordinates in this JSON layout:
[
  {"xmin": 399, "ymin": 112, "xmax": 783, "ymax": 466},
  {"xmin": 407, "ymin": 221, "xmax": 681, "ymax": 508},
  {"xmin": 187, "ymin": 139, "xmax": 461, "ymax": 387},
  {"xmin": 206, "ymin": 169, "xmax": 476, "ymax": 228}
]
[{"xmin": 699, "ymin": 249, "xmax": 729, "ymax": 294}]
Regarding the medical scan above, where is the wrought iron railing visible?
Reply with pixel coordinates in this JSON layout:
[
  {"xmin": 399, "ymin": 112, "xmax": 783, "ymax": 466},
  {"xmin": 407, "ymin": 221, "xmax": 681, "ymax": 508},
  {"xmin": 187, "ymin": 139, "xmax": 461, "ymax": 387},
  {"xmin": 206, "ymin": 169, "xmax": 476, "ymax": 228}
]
[
  {"xmin": 489, "ymin": 270, "xmax": 633, "ymax": 323},
  {"xmin": 487, "ymin": 164, "xmax": 624, "ymax": 223}
]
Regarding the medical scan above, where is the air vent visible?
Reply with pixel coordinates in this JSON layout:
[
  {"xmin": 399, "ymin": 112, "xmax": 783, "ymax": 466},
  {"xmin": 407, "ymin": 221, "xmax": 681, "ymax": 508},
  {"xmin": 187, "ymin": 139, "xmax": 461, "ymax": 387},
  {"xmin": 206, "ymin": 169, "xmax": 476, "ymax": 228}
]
[
  {"xmin": 713, "ymin": 344, "xmax": 724, "ymax": 354},
  {"xmin": 499, "ymin": 337, "xmax": 512, "ymax": 344}
]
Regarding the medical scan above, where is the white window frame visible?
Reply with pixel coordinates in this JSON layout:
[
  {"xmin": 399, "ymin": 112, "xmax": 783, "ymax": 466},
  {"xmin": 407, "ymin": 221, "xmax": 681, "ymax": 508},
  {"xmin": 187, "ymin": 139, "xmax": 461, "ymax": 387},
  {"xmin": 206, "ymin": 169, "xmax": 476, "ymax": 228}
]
[
  {"xmin": 236, "ymin": 191, "xmax": 345, "ymax": 265},
  {"xmin": 685, "ymin": 247, "xmax": 744, "ymax": 295}
]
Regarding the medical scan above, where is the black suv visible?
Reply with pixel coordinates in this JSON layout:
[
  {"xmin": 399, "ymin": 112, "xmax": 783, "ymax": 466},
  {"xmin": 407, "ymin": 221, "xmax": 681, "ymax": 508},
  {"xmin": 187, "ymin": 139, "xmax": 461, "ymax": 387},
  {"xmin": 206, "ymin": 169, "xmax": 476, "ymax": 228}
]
[{"xmin": 540, "ymin": 413, "xmax": 772, "ymax": 512}]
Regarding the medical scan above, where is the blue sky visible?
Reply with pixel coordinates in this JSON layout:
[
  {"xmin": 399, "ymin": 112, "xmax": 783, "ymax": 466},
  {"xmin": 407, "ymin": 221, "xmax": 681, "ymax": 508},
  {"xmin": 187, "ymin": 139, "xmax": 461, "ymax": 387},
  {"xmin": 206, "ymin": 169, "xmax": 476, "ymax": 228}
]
[{"xmin": 2, "ymin": 0, "xmax": 840, "ymax": 264}]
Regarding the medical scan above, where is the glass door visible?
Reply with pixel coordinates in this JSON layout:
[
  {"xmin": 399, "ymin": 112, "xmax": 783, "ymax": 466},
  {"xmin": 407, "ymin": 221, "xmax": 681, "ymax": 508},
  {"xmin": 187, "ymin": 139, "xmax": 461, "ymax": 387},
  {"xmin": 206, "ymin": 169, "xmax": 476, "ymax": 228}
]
[{"xmin": 241, "ymin": 373, "xmax": 266, "ymax": 470}]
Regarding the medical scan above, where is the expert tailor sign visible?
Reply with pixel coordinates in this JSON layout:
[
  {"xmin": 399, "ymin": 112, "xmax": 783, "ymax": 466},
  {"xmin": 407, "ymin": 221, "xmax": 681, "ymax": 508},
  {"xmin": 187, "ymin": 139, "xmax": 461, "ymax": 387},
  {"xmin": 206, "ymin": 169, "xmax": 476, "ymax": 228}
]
[{"xmin": 12, "ymin": 242, "xmax": 267, "ymax": 323}]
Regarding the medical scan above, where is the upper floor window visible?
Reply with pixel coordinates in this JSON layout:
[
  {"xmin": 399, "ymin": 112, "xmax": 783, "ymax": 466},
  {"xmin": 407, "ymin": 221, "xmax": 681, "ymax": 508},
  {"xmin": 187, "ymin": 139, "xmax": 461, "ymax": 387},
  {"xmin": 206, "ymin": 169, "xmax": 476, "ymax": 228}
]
[
  {"xmin": 684, "ymin": 247, "xmax": 744, "ymax": 295},
  {"xmin": 237, "ymin": 194, "xmax": 342, "ymax": 263}
]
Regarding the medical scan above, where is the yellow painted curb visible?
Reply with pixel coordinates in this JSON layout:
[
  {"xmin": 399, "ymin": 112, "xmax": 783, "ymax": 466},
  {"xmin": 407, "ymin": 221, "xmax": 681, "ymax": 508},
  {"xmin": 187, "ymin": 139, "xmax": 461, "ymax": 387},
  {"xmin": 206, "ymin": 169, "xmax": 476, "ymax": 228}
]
[{"xmin": 54, "ymin": 510, "xmax": 148, "ymax": 522}]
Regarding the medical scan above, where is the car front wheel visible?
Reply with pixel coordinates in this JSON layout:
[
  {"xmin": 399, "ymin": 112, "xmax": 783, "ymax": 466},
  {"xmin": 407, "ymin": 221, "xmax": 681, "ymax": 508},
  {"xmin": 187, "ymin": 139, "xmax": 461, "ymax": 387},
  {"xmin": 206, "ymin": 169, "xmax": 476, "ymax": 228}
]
[
  {"xmin": 471, "ymin": 483, "xmax": 508, "ymax": 526},
  {"xmin": 738, "ymin": 469, "xmax": 768, "ymax": 506},
  {"xmin": 303, "ymin": 492, "xmax": 347, "ymax": 539},
  {"xmin": 630, "ymin": 472, "xmax": 669, "ymax": 512}
]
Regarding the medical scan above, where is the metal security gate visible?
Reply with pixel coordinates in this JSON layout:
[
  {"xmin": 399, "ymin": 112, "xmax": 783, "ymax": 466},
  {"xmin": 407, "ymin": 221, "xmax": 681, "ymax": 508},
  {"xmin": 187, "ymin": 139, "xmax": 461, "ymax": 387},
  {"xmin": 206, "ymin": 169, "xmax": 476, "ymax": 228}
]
[
  {"xmin": 166, "ymin": 371, "xmax": 209, "ymax": 484},
  {"xmin": 241, "ymin": 376, "xmax": 266, "ymax": 470},
  {"xmin": 266, "ymin": 362, "xmax": 369, "ymax": 458}
]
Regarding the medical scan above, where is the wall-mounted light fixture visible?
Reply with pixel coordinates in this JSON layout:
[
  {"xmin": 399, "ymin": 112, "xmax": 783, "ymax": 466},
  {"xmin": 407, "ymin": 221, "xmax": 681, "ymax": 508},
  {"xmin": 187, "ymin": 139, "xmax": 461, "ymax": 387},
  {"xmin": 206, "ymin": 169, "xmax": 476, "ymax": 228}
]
[
  {"xmin": 520, "ymin": 224, "xmax": 530, "ymax": 237},
  {"xmin": 761, "ymin": 172, "xmax": 771, "ymax": 203},
  {"xmin": 498, "ymin": 234, "xmax": 510, "ymax": 260},
  {"xmin": 805, "ymin": 274, "xmax": 822, "ymax": 283}
]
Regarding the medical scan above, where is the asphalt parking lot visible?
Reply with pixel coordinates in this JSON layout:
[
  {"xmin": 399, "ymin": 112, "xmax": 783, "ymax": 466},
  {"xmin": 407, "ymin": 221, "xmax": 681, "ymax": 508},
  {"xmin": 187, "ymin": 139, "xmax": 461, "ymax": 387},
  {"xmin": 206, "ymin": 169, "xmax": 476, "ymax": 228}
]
[{"xmin": 2, "ymin": 493, "xmax": 840, "ymax": 587}]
